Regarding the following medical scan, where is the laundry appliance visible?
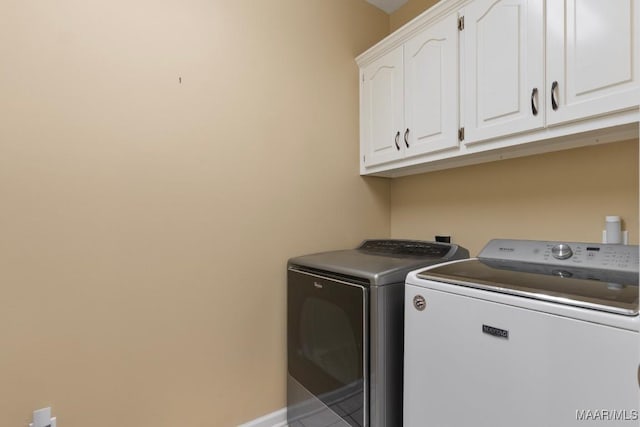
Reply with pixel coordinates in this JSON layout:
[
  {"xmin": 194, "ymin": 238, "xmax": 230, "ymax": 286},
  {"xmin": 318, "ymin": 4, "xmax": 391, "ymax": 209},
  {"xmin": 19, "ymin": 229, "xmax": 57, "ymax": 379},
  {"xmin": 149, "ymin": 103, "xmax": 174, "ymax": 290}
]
[
  {"xmin": 404, "ymin": 239, "xmax": 639, "ymax": 427},
  {"xmin": 287, "ymin": 239, "xmax": 469, "ymax": 427}
]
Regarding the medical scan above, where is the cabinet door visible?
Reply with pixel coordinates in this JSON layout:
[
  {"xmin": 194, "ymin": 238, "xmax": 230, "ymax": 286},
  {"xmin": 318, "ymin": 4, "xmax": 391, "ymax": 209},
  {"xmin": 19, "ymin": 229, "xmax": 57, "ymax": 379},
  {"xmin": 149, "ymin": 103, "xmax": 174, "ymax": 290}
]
[
  {"xmin": 360, "ymin": 46, "xmax": 404, "ymax": 168},
  {"xmin": 547, "ymin": 0, "xmax": 639, "ymax": 126},
  {"xmin": 404, "ymin": 14, "xmax": 459, "ymax": 158},
  {"xmin": 462, "ymin": 0, "xmax": 544, "ymax": 144}
]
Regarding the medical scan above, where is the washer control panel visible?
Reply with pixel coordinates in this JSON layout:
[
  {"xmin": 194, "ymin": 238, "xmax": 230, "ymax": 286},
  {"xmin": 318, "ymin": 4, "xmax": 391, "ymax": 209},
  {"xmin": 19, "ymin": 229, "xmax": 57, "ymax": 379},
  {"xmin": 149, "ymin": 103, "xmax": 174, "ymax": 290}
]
[{"xmin": 479, "ymin": 239, "xmax": 639, "ymax": 273}]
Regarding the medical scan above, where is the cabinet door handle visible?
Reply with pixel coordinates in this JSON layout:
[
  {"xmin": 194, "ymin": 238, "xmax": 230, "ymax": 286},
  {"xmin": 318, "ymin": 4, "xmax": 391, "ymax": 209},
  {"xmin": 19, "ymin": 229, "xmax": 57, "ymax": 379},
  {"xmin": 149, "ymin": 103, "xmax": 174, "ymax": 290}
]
[
  {"xmin": 404, "ymin": 128, "xmax": 410, "ymax": 148},
  {"xmin": 395, "ymin": 131, "xmax": 400, "ymax": 150},
  {"xmin": 551, "ymin": 81, "xmax": 559, "ymax": 111},
  {"xmin": 531, "ymin": 88, "xmax": 538, "ymax": 116}
]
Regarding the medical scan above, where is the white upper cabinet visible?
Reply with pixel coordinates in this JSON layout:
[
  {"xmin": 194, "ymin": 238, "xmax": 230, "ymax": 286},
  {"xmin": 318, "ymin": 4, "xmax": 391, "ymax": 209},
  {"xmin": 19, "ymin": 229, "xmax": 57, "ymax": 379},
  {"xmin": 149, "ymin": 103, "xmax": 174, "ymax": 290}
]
[
  {"xmin": 361, "ymin": 46, "xmax": 404, "ymax": 167},
  {"xmin": 461, "ymin": 0, "xmax": 544, "ymax": 144},
  {"xmin": 404, "ymin": 13, "xmax": 459, "ymax": 157},
  {"xmin": 546, "ymin": 0, "xmax": 639, "ymax": 126},
  {"xmin": 356, "ymin": 0, "xmax": 639, "ymax": 177},
  {"xmin": 360, "ymin": 14, "xmax": 459, "ymax": 170}
]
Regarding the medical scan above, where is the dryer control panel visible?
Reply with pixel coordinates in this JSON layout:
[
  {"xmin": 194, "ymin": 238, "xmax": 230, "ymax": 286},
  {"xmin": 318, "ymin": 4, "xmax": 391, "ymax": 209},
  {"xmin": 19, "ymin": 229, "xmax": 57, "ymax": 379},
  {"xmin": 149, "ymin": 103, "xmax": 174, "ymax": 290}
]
[{"xmin": 479, "ymin": 239, "xmax": 639, "ymax": 273}]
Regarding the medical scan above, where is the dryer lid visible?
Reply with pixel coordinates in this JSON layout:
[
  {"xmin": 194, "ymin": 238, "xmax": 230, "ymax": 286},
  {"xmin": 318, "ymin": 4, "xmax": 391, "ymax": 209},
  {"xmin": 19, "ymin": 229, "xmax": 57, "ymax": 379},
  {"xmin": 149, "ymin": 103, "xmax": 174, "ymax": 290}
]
[{"xmin": 288, "ymin": 239, "xmax": 469, "ymax": 286}]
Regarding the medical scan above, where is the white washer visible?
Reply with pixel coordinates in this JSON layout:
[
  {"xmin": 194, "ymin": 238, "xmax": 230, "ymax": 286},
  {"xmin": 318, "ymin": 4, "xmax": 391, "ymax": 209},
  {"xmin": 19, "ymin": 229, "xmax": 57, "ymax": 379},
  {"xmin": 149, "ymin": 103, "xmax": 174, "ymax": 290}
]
[{"xmin": 403, "ymin": 239, "xmax": 639, "ymax": 427}]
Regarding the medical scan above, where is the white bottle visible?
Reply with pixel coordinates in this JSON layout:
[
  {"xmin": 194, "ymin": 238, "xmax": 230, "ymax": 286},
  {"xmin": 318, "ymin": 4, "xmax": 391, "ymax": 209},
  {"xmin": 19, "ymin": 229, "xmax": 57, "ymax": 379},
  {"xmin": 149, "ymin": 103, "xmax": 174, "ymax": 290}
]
[{"xmin": 604, "ymin": 216, "xmax": 622, "ymax": 244}]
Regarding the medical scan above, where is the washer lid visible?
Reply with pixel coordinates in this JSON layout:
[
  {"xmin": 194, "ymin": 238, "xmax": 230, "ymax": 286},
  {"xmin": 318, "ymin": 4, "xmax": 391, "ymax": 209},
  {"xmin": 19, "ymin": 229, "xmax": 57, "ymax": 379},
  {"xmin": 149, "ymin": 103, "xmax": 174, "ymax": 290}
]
[
  {"xmin": 288, "ymin": 240, "xmax": 469, "ymax": 286},
  {"xmin": 418, "ymin": 259, "xmax": 639, "ymax": 316}
]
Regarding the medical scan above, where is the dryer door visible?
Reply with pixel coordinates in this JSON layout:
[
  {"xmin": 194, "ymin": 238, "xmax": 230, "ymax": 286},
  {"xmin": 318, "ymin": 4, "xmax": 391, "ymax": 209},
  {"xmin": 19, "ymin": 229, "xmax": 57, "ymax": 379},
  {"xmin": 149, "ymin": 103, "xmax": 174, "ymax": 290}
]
[{"xmin": 287, "ymin": 268, "xmax": 368, "ymax": 427}]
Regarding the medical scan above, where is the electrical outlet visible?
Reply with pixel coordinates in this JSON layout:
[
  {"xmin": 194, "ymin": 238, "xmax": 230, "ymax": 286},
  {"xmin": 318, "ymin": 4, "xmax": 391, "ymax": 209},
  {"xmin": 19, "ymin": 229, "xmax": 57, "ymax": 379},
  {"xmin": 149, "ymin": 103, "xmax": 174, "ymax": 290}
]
[
  {"xmin": 602, "ymin": 230, "xmax": 629, "ymax": 245},
  {"xmin": 30, "ymin": 407, "xmax": 56, "ymax": 427}
]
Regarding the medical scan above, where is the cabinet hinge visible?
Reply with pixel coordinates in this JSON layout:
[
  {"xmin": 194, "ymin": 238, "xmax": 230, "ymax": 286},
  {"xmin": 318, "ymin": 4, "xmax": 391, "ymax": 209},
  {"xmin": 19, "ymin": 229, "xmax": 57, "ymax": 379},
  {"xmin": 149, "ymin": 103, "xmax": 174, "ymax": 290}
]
[
  {"xmin": 458, "ymin": 16, "xmax": 464, "ymax": 31},
  {"xmin": 362, "ymin": 73, "xmax": 365, "ymax": 83},
  {"xmin": 363, "ymin": 155, "xmax": 366, "ymax": 163},
  {"xmin": 458, "ymin": 127, "xmax": 465, "ymax": 141}
]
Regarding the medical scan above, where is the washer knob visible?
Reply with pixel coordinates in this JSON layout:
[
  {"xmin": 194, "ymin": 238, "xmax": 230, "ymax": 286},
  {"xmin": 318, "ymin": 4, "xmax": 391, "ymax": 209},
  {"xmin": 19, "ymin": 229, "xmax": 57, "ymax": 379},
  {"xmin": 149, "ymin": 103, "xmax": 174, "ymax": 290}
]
[{"xmin": 551, "ymin": 244, "xmax": 573, "ymax": 260}]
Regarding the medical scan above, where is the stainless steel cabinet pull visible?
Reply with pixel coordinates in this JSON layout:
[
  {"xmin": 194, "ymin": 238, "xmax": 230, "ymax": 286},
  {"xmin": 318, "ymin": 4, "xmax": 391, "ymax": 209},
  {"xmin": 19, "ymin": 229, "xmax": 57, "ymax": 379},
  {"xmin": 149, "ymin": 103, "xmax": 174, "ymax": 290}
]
[
  {"xmin": 404, "ymin": 128, "xmax": 410, "ymax": 148},
  {"xmin": 395, "ymin": 131, "xmax": 400, "ymax": 150},
  {"xmin": 531, "ymin": 88, "xmax": 538, "ymax": 116},
  {"xmin": 551, "ymin": 81, "xmax": 559, "ymax": 111}
]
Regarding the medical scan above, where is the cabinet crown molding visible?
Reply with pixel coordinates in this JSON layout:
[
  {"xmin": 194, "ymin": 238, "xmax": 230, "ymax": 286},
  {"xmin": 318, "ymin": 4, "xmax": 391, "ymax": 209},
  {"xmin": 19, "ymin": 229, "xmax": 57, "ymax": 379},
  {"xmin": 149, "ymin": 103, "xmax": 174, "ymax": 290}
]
[{"xmin": 356, "ymin": 0, "xmax": 468, "ymax": 67}]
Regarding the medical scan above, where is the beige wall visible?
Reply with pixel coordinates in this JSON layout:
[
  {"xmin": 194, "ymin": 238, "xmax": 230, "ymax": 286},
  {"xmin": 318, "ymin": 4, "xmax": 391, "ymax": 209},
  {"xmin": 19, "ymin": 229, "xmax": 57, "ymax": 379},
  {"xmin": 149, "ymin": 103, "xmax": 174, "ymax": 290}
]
[
  {"xmin": 391, "ymin": 140, "xmax": 639, "ymax": 255},
  {"xmin": 390, "ymin": 0, "xmax": 439, "ymax": 31},
  {"xmin": 0, "ymin": 1, "xmax": 389, "ymax": 426}
]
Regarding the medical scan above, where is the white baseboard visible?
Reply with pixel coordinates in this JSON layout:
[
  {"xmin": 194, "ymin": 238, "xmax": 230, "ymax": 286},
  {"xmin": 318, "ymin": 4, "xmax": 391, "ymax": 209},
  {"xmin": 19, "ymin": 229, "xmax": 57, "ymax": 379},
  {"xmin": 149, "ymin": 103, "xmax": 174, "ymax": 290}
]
[{"xmin": 237, "ymin": 407, "xmax": 287, "ymax": 427}]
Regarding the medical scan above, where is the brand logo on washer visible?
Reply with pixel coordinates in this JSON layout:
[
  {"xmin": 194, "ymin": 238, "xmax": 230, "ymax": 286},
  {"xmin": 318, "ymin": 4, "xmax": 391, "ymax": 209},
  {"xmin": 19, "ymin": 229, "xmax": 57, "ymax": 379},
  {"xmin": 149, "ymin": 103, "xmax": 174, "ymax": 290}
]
[
  {"xmin": 482, "ymin": 324, "xmax": 509, "ymax": 339},
  {"xmin": 313, "ymin": 282, "xmax": 323, "ymax": 289},
  {"xmin": 413, "ymin": 295, "xmax": 426, "ymax": 311},
  {"xmin": 499, "ymin": 247, "xmax": 515, "ymax": 252}
]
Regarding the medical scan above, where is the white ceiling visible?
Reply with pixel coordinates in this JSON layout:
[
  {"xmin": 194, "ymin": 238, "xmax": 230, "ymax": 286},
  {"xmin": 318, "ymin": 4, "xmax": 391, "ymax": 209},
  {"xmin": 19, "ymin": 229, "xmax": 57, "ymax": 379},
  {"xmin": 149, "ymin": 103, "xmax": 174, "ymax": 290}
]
[{"xmin": 366, "ymin": 0, "xmax": 408, "ymax": 14}]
